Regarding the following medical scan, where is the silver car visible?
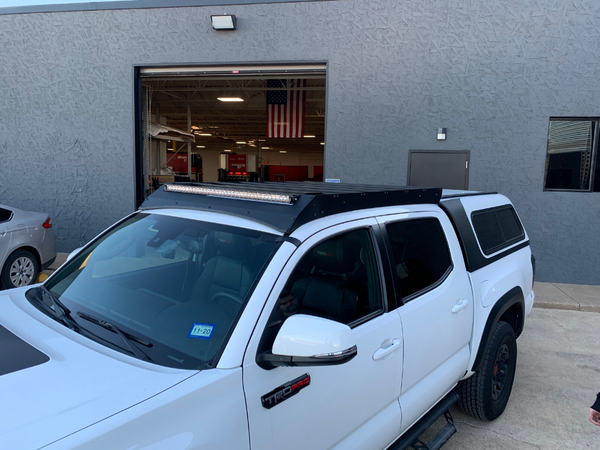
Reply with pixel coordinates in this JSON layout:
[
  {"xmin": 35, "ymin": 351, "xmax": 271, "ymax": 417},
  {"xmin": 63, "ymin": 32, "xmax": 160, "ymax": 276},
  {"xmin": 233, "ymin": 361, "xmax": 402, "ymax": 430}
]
[{"xmin": 0, "ymin": 204, "xmax": 56, "ymax": 289}]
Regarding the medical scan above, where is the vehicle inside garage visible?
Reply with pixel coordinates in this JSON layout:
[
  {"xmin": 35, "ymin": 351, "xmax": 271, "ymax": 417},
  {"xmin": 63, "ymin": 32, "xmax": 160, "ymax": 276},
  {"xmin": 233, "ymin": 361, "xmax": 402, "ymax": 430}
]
[{"xmin": 139, "ymin": 65, "xmax": 326, "ymax": 198}]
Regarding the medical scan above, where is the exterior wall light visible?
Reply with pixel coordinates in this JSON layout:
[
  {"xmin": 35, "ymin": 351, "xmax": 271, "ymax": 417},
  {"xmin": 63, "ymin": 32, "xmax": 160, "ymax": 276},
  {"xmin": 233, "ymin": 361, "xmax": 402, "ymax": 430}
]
[
  {"xmin": 211, "ymin": 15, "xmax": 237, "ymax": 30},
  {"xmin": 437, "ymin": 128, "xmax": 447, "ymax": 141}
]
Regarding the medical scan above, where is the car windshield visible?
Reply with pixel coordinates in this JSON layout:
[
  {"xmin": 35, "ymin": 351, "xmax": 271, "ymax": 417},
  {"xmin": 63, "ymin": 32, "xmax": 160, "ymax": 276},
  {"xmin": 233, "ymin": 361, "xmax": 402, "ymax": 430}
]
[{"xmin": 37, "ymin": 212, "xmax": 279, "ymax": 369}]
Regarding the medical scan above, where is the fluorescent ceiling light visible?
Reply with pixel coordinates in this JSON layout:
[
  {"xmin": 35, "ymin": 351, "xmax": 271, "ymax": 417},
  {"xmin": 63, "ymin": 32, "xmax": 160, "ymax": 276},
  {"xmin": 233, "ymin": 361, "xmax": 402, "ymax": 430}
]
[
  {"xmin": 320, "ymin": 142, "xmax": 325, "ymax": 145},
  {"xmin": 211, "ymin": 15, "xmax": 237, "ymax": 30},
  {"xmin": 279, "ymin": 150, "xmax": 287, "ymax": 154},
  {"xmin": 217, "ymin": 97, "xmax": 244, "ymax": 102},
  {"xmin": 199, "ymin": 133, "xmax": 212, "ymax": 136},
  {"xmin": 191, "ymin": 126, "xmax": 200, "ymax": 130},
  {"xmin": 236, "ymin": 141, "xmax": 247, "ymax": 144},
  {"xmin": 224, "ymin": 149, "xmax": 232, "ymax": 152},
  {"xmin": 304, "ymin": 135, "xmax": 316, "ymax": 138},
  {"xmin": 196, "ymin": 145, "xmax": 205, "ymax": 148}
]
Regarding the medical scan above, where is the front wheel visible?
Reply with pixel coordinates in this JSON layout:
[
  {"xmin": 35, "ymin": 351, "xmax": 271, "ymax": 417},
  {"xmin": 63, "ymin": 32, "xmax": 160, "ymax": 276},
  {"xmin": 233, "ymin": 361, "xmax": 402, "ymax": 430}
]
[
  {"xmin": 457, "ymin": 321, "xmax": 517, "ymax": 421},
  {"xmin": 1, "ymin": 249, "xmax": 39, "ymax": 289}
]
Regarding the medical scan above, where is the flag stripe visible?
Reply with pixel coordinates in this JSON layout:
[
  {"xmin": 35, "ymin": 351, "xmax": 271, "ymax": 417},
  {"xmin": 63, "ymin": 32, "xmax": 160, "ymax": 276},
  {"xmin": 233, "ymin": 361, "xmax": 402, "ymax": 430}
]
[
  {"xmin": 286, "ymin": 89, "xmax": 291, "ymax": 138},
  {"xmin": 300, "ymin": 80, "xmax": 305, "ymax": 136},
  {"xmin": 279, "ymin": 104, "xmax": 284, "ymax": 138},
  {"xmin": 291, "ymin": 84, "xmax": 297, "ymax": 138}
]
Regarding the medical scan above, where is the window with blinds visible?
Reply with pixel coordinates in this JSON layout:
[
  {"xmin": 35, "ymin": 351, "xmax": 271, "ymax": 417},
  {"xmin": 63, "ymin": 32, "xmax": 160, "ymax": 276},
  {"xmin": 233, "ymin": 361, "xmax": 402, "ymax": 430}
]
[{"xmin": 544, "ymin": 118, "xmax": 600, "ymax": 191}]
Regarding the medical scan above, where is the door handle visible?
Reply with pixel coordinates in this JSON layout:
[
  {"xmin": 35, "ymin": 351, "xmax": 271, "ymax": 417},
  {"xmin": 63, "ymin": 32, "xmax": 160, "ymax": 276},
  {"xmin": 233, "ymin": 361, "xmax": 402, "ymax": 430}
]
[
  {"xmin": 452, "ymin": 298, "xmax": 469, "ymax": 314},
  {"xmin": 373, "ymin": 338, "xmax": 402, "ymax": 361}
]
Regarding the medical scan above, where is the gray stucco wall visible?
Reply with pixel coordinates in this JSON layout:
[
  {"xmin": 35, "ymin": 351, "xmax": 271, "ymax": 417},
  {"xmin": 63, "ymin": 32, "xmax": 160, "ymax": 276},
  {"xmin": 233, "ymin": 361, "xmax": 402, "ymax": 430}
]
[{"xmin": 0, "ymin": 0, "xmax": 599, "ymax": 284}]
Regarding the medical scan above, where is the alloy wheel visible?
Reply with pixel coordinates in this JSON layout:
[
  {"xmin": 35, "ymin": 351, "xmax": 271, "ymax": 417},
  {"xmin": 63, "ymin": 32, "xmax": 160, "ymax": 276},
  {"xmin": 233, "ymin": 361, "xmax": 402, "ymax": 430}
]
[{"xmin": 9, "ymin": 257, "xmax": 35, "ymax": 287}]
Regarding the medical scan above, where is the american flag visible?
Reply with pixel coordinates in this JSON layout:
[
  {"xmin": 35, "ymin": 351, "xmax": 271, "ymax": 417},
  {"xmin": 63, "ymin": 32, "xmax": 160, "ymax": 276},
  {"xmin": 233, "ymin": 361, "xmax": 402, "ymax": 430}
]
[{"xmin": 266, "ymin": 79, "xmax": 306, "ymax": 138}]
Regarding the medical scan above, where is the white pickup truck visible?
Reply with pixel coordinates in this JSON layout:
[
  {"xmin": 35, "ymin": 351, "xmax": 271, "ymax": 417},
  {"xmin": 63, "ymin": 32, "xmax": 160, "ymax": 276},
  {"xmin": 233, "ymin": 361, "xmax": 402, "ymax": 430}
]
[{"xmin": 0, "ymin": 182, "xmax": 535, "ymax": 450}]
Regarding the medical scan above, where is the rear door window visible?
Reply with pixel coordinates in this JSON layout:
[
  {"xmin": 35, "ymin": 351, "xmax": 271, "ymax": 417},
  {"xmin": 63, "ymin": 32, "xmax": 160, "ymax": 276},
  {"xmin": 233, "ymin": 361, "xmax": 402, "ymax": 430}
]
[
  {"xmin": 385, "ymin": 218, "xmax": 453, "ymax": 300},
  {"xmin": 471, "ymin": 205, "xmax": 525, "ymax": 255}
]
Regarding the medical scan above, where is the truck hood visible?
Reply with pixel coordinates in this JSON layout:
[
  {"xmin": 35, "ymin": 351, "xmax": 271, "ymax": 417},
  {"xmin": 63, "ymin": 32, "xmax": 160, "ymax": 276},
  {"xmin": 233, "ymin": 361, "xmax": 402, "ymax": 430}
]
[{"xmin": 0, "ymin": 287, "xmax": 196, "ymax": 450}]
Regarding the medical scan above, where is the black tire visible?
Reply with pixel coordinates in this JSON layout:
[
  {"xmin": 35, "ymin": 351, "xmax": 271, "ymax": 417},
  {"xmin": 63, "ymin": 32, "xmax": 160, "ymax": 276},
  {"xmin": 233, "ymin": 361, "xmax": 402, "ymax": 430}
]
[
  {"xmin": 457, "ymin": 321, "xmax": 517, "ymax": 421},
  {"xmin": 1, "ymin": 249, "xmax": 39, "ymax": 289}
]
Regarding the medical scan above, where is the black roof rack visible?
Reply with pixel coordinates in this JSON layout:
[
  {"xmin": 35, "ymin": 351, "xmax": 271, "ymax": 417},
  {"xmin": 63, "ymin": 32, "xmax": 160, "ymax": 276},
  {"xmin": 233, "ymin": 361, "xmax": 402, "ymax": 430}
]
[{"xmin": 140, "ymin": 182, "xmax": 442, "ymax": 235}]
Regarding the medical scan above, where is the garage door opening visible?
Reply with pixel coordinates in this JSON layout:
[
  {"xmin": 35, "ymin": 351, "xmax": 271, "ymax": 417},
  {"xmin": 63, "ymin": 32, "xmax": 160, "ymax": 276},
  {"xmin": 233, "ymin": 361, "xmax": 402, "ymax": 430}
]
[{"xmin": 136, "ymin": 64, "xmax": 326, "ymax": 202}]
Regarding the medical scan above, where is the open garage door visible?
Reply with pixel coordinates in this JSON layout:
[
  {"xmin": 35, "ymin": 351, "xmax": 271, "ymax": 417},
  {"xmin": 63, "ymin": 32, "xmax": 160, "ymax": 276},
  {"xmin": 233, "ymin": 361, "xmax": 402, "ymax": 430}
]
[{"xmin": 136, "ymin": 64, "xmax": 326, "ymax": 203}]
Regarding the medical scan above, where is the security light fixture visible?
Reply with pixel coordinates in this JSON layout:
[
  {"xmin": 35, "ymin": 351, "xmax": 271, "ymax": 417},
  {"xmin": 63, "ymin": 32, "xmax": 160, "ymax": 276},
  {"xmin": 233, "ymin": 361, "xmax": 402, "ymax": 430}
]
[
  {"xmin": 217, "ymin": 97, "xmax": 244, "ymax": 102},
  {"xmin": 211, "ymin": 14, "xmax": 237, "ymax": 30},
  {"xmin": 437, "ymin": 128, "xmax": 447, "ymax": 141}
]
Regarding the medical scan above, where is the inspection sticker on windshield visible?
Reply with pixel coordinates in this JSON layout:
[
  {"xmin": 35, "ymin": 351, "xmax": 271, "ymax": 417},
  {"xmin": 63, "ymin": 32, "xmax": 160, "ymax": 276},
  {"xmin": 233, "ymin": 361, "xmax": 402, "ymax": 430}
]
[{"xmin": 188, "ymin": 323, "xmax": 215, "ymax": 339}]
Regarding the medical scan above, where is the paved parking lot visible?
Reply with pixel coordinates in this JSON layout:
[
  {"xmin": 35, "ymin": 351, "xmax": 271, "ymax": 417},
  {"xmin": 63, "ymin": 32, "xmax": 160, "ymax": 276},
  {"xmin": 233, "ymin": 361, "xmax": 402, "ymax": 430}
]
[{"xmin": 425, "ymin": 307, "xmax": 600, "ymax": 449}]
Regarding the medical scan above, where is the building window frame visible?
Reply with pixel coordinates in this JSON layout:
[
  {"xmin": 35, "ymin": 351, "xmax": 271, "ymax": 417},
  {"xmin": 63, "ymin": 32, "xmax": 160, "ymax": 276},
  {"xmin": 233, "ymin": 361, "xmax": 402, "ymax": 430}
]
[{"xmin": 543, "ymin": 117, "xmax": 600, "ymax": 193}]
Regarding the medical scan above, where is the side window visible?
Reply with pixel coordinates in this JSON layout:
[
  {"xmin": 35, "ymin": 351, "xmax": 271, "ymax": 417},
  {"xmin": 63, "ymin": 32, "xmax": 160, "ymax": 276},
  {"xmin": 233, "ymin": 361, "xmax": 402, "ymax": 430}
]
[
  {"xmin": 471, "ymin": 205, "xmax": 524, "ymax": 255},
  {"xmin": 257, "ymin": 228, "xmax": 382, "ymax": 360},
  {"xmin": 386, "ymin": 218, "xmax": 452, "ymax": 300},
  {"xmin": 543, "ymin": 118, "xmax": 600, "ymax": 192},
  {"xmin": 0, "ymin": 208, "xmax": 12, "ymax": 223}
]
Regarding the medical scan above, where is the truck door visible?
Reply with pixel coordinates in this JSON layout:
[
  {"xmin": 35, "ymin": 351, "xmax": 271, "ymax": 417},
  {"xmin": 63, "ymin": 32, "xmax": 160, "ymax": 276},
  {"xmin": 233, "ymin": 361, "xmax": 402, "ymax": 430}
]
[
  {"xmin": 242, "ymin": 220, "xmax": 404, "ymax": 450},
  {"xmin": 376, "ymin": 211, "xmax": 473, "ymax": 432}
]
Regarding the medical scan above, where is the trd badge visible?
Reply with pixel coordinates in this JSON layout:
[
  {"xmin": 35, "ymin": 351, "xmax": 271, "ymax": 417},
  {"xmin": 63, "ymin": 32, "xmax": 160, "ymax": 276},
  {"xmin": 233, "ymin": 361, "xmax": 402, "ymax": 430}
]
[{"xmin": 261, "ymin": 373, "xmax": 311, "ymax": 409}]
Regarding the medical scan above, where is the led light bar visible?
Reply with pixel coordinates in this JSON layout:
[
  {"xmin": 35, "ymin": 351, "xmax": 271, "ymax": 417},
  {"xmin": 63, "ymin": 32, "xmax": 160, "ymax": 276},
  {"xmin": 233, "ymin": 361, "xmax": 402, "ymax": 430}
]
[{"xmin": 164, "ymin": 184, "xmax": 296, "ymax": 204}]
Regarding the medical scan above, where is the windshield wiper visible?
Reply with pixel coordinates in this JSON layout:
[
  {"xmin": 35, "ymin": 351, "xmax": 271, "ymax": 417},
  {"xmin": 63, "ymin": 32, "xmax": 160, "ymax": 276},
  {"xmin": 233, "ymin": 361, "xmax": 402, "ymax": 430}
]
[
  {"xmin": 76, "ymin": 312, "xmax": 152, "ymax": 361},
  {"xmin": 37, "ymin": 286, "xmax": 78, "ymax": 330}
]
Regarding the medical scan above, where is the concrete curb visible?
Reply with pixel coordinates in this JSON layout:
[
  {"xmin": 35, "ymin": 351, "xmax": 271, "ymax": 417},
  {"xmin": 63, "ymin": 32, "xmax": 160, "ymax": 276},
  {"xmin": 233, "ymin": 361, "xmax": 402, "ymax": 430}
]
[
  {"xmin": 39, "ymin": 252, "xmax": 69, "ymax": 282},
  {"xmin": 533, "ymin": 301, "xmax": 600, "ymax": 313},
  {"xmin": 532, "ymin": 281, "xmax": 600, "ymax": 313}
]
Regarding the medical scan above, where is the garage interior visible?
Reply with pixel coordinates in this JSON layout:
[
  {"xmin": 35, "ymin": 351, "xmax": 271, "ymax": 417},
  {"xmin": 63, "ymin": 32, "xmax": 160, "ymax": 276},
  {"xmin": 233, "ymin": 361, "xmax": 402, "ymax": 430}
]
[{"xmin": 140, "ymin": 65, "xmax": 326, "ymax": 198}]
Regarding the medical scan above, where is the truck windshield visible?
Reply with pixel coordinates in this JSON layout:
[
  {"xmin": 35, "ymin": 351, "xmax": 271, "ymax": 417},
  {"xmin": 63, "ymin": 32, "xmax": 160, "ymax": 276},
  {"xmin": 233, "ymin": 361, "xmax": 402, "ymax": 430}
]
[{"xmin": 38, "ymin": 212, "xmax": 279, "ymax": 369}]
